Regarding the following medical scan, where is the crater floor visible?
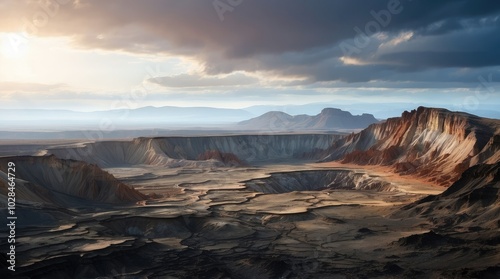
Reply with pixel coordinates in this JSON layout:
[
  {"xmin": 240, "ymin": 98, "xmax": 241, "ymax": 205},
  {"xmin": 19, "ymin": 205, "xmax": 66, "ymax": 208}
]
[{"xmin": 1, "ymin": 153, "xmax": 498, "ymax": 278}]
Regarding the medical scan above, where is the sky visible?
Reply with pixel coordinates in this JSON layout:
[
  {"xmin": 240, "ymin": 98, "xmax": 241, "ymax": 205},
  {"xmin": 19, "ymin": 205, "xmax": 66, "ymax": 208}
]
[{"xmin": 0, "ymin": 0, "xmax": 499, "ymax": 118}]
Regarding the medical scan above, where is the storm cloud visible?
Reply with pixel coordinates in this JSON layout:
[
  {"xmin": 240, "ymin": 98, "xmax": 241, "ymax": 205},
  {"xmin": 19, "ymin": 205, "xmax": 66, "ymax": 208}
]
[{"xmin": 2, "ymin": 0, "xmax": 500, "ymax": 86}]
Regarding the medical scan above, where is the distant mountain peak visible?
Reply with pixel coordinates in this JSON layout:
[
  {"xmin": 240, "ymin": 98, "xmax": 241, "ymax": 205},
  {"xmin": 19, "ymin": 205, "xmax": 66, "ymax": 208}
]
[
  {"xmin": 262, "ymin": 111, "xmax": 292, "ymax": 117},
  {"xmin": 320, "ymin": 107, "xmax": 349, "ymax": 115},
  {"xmin": 238, "ymin": 108, "xmax": 378, "ymax": 130}
]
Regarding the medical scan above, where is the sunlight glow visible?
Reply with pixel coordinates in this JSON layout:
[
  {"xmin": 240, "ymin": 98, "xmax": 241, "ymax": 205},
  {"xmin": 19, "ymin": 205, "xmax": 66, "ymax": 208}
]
[
  {"xmin": 340, "ymin": 56, "xmax": 369, "ymax": 66},
  {"xmin": 0, "ymin": 33, "xmax": 30, "ymax": 60}
]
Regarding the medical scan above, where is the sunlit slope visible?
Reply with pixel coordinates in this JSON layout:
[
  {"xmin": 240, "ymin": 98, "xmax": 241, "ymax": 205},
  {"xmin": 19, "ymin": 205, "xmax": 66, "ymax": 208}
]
[{"xmin": 322, "ymin": 107, "xmax": 500, "ymax": 186}]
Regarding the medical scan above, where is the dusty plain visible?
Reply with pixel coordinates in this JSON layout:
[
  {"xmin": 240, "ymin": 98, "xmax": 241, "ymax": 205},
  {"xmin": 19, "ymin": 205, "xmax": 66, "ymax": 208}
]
[{"xmin": 0, "ymin": 138, "xmax": 498, "ymax": 279}]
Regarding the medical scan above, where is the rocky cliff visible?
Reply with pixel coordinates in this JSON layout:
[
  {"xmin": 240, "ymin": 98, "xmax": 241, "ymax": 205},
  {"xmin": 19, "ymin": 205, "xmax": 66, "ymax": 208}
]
[
  {"xmin": 395, "ymin": 162, "xmax": 500, "ymax": 229},
  {"xmin": 321, "ymin": 107, "xmax": 500, "ymax": 186},
  {"xmin": 0, "ymin": 155, "xmax": 146, "ymax": 206},
  {"xmin": 47, "ymin": 134, "xmax": 342, "ymax": 168},
  {"xmin": 196, "ymin": 150, "xmax": 247, "ymax": 167}
]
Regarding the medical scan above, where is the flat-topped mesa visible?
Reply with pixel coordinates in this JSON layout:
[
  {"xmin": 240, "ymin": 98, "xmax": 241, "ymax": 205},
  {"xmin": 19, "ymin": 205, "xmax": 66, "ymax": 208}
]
[
  {"xmin": 321, "ymin": 107, "xmax": 500, "ymax": 186},
  {"xmin": 0, "ymin": 155, "xmax": 146, "ymax": 205},
  {"xmin": 238, "ymin": 108, "xmax": 379, "ymax": 130},
  {"xmin": 47, "ymin": 134, "xmax": 342, "ymax": 168}
]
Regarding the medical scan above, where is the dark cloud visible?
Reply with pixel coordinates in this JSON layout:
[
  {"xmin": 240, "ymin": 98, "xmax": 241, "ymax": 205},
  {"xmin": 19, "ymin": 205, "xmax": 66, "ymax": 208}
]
[
  {"xmin": 381, "ymin": 51, "xmax": 500, "ymax": 69},
  {"xmin": 2, "ymin": 0, "xmax": 500, "ymax": 85}
]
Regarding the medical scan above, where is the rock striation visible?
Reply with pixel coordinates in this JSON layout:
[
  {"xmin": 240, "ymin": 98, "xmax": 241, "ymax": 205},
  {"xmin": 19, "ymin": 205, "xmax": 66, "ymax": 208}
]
[
  {"xmin": 47, "ymin": 134, "xmax": 342, "ymax": 168},
  {"xmin": 196, "ymin": 150, "xmax": 247, "ymax": 167},
  {"xmin": 244, "ymin": 170, "xmax": 396, "ymax": 194},
  {"xmin": 0, "ymin": 155, "xmax": 146, "ymax": 206},
  {"xmin": 395, "ymin": 162, "xmax": 500, "ymax": 229},
  {"xmin": 321, "ymin": 107, "xmax": 500, "ymax": 186}
]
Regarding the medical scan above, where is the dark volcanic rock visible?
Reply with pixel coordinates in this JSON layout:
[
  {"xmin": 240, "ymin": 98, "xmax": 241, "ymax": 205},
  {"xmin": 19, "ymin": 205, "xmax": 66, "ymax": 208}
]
[
  {"xmin": 382, "ymin": 262, "xmax": 404, "ymax": 275},
  {"xmin": 398, "ymin": 231, "xmax": 464, "ymax": 249},
  {"xmin": 396, "ymin": 163, "xmax": 500, "ymax": 228}
]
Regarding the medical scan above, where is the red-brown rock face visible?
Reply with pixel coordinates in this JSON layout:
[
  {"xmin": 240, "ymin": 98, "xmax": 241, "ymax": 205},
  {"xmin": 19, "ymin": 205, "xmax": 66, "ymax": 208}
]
[
  {"xmin": 322, "ymin": 107, "xmax": 500, "ymax": 186},
  {"xmin": 196, "ymin": 150, "xmax": 247, "ymax": 167}
]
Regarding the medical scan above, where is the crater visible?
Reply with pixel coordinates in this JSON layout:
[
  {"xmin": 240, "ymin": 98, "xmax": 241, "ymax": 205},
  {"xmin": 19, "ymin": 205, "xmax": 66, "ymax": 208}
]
[{"xmin": 243, "ymin": 170, "xmax": 397, "ymax": 194}]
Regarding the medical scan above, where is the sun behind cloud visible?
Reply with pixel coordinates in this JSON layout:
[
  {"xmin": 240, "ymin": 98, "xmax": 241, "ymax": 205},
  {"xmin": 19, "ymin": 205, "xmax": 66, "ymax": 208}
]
[{"xmin": 0, "ymin": 33, "xmax": 29, "ymax": 60}]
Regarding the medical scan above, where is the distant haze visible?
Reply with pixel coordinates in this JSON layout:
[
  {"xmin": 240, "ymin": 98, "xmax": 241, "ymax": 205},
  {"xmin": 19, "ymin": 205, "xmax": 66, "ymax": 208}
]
[
  {"xmin": 1, "ymin": 104, "xmax": 498, "ymax": 135},
  {"xmin": 239, "ymin": 108, "xmax": 379, "ymax": 131},
  {"xmin": 0, "ymin": 1, "xmax": 499, "ymax": 117}
]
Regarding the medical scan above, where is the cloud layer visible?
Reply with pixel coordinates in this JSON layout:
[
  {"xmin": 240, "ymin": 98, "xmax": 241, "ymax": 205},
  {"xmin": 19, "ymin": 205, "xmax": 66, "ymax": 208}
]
[{"xmin": 1, "ymin": 0, "xmax": 500, "ymax": 88}]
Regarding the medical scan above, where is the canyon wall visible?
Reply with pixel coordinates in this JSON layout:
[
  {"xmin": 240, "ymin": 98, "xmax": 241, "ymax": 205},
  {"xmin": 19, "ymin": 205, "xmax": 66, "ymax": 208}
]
[
  {"xmin": 395, "ymin": 162, "xmax": 500, "ymax": 229},
  {"xmin": 0, "ymin": 156, "xmax": 146, "ymax": 206},
  {"xmin": 47, "ymin": 134, "xmax": 343, "ymax": 167},
  {"xmin": 321, "ymin": 107, "xmax": 500, "ymax": 186}
]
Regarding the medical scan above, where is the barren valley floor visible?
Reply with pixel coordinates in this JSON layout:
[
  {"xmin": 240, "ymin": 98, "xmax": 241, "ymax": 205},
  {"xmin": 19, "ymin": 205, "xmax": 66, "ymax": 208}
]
[{"xmin": 0, "ymin": 133, "xmax": 499, "ymax": 278}]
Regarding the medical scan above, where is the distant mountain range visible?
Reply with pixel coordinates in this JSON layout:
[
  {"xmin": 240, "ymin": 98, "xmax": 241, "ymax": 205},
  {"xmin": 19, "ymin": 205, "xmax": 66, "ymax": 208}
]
[
  {"xmin": 243, "ymin": 103, "xmax": 500, "ymax": 120},
  {"xmin": 0, "ymin": 106, "xmax": 379, "ymax": 135},
  {"xmin": 238, "ymin": 108, "xmax": 379, "ymax": 131},
  {"xmin": 1, "ymin": 103, "xmax": 498, "ymax": 133},
  {"xmin": 0, "ymin": 106, "xmax": 255, "ymax": 131}
]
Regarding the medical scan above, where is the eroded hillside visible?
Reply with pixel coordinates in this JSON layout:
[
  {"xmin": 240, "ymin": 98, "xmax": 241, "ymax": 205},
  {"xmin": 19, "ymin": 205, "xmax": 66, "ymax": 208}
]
[
  {"xmin": 0, "ymin": 155, "xmax": 146, "ymax": 206},
  {"xmin": 321, "ymin": 107, "xmax": 500, "ymax": 186},
  {"xmin": 47, "ymin": 134, "xmax": 342, "ymax": 168}
]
